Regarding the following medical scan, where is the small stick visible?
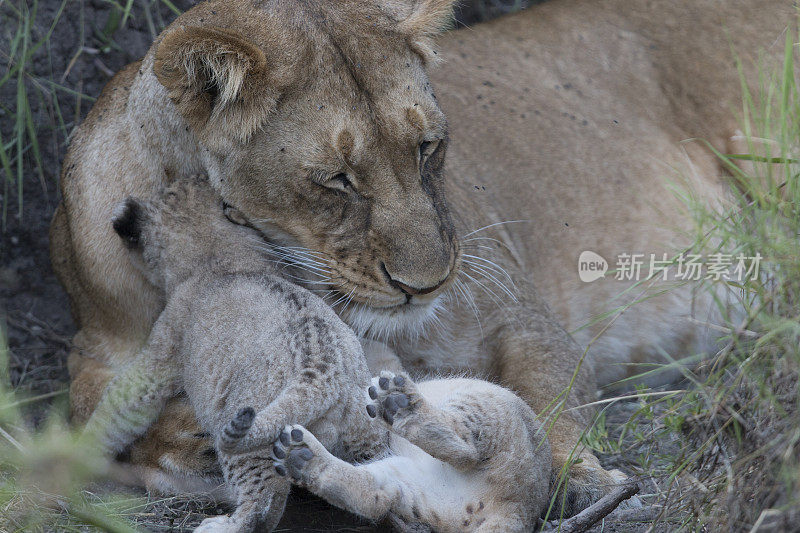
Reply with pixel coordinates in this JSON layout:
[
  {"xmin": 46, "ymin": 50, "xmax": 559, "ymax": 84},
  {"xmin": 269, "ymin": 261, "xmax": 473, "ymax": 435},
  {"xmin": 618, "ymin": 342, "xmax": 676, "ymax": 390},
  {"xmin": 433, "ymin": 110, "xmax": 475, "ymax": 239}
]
[
  {"xmin": 6, "ymin": 311, "xmax": 72, "ymax": 349},
  {"xmin": 545, "ymin": 481, "xmax": 641, "ymax": 533}
]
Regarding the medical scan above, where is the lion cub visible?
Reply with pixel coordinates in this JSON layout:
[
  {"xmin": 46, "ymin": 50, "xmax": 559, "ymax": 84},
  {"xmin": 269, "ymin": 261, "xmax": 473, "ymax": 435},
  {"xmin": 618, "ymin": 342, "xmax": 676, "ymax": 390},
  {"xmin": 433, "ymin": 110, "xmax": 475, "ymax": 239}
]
[
  {"xmin": 230, "ymin": 369, "xmax": 552, "ymax": 533},
  {"xmin": 83, "ymin": 175, "xmax": 384, "ymax": 532}
]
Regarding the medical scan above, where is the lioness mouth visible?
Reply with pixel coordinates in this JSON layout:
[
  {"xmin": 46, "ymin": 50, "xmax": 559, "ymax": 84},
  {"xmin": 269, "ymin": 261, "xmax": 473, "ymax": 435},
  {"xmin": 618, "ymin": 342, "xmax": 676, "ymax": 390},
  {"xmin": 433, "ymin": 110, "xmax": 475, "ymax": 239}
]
[{"xmin": 222, "ymin": 199, "xmax": 455, "ymax": 313}]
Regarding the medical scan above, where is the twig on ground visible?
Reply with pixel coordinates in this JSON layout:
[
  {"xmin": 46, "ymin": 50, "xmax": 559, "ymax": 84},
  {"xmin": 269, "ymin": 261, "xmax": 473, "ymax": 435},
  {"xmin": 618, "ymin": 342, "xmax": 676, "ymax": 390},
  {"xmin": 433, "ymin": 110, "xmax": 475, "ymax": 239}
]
[
  {"xmin": 5, "ymin": 311, "xmax": 72, "ymax": 349},
  {"xmin": 543, "ymin": 481, "xmax": 641, "ymax": 533}
]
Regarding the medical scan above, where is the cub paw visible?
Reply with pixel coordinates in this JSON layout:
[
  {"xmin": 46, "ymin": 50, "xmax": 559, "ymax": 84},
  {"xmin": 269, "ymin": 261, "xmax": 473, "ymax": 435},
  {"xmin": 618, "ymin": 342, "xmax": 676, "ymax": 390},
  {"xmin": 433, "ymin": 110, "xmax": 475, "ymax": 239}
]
[
  {"xmin": 366, "ymin": 371, "xmax": 418, "ymax": 425},
  {"xmin": 218, "ymin": 407, "xmax": 256, "ymax": 453},
  {"xmin": 270, "ymin": 424, "xmax": 326, "ymax": 484}
]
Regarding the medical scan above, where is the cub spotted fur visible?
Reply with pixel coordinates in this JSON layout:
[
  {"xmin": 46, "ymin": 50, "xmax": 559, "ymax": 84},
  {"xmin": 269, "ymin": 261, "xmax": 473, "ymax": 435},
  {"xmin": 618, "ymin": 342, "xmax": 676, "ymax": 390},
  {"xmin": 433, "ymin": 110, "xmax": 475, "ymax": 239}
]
[{"xmin": 84, "ymin": 175, "xmax": 385, "ymax": 531}]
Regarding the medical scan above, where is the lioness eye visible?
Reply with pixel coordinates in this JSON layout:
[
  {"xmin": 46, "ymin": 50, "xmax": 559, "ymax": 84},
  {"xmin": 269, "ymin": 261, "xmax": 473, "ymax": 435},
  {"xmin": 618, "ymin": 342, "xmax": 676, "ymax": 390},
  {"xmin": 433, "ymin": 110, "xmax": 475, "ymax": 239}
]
[
  {"xmin": 327, "ymin": 173, "xmax": 353, "ymax": 192},
  {"xmin": 419, "ymin": 140, "xmax": 439, "ymax": 161}
]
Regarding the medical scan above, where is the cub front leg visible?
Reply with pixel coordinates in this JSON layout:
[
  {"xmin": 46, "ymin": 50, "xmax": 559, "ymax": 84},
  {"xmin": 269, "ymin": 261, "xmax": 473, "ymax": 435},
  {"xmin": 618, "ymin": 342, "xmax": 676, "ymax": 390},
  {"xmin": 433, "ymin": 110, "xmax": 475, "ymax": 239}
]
[
  {"xmin": 81, "ymin": 347, "xmax": 179, "ymax": 454},
  {"xmin": 367, "ymin": 371, "xmax": 479, "ymax": 469},
  {"xmin": 360, "ymin": 338, "xmax": 406, "ymax": 375}
]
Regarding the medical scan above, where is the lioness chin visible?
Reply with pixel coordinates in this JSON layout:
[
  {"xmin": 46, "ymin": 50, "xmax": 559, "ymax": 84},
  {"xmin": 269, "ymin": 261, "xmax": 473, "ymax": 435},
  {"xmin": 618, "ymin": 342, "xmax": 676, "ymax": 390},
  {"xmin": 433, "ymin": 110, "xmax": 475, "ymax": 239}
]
[{"xmin": 50, "ymin": 0, "xmax": 794, "ymax": 523}]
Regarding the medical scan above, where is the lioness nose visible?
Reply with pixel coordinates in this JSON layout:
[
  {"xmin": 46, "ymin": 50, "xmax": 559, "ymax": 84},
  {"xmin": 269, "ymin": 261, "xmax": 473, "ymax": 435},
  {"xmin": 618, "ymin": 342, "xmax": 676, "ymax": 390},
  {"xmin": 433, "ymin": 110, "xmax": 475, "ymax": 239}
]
[{"xmin": 383, "ymin": 264, "xmax": 448, "ymax": 296}]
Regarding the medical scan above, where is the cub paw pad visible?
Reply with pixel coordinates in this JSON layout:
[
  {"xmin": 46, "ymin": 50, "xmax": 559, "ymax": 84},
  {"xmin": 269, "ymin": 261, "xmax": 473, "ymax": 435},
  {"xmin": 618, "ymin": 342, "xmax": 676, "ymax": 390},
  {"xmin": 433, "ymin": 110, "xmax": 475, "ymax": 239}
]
[
  {"xmin": 271, "ymin": 425, "xmax": 315, "ymax": 480},
  {"xmin": 366, "ymin": 371, "xmax": 415, "ymax": 425}
]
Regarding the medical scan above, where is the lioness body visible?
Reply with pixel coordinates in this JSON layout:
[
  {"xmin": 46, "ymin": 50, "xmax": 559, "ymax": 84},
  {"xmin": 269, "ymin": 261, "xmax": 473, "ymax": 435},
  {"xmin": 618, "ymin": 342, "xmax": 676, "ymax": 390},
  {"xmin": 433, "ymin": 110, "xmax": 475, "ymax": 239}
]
[
  {"xmin": 431, "ymin": 0, "xmax": 792, "ymax": 384},
  {"xmin": 51, "ymin": 0, "xmax": 794, "ymax": 518}
]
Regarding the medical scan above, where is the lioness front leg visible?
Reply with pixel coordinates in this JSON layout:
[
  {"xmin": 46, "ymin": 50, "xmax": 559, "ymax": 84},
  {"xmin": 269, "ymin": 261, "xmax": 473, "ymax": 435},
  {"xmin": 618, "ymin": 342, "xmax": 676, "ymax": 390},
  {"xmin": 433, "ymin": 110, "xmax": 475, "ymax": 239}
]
[
  {"xmin": 366, "ymin": 371, "xmax": 480, "ymax": 469},
  {"xmin": 488, "ymin": 306, "xmax": 628, "ymax": 517}
]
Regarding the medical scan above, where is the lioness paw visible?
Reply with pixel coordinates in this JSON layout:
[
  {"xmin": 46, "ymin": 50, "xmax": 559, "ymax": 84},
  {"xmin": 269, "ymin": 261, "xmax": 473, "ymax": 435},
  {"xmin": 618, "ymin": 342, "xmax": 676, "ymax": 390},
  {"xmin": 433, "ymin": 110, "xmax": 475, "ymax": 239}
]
[
  {"xmin": 608, "ymin": 469, "xmax": 643, "ymax": 509},
  {"xmin": 551, "ymin": 455, "xmax": 641, "ymax": 518},
  {"xmin": 367, "ymin": 371, "xmax": 418, "ymax": 425},
  {"xmin": 130, "ymin": 399, "xmax": 222, "ymax": 484}
]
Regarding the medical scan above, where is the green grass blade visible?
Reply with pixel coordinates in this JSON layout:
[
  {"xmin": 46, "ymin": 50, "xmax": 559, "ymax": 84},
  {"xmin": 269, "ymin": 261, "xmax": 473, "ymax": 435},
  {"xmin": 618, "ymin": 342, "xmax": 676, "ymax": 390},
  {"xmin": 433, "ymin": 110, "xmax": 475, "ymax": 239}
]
[{"xmin": 0, "ymin": 0, "xmax": 68, "ymax": 88}]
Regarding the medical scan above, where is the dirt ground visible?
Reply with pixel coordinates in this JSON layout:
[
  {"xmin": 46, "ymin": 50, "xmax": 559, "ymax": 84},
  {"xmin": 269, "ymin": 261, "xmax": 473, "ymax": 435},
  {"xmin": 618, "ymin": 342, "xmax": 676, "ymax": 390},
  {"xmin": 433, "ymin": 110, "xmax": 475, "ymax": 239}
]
[{"xmin": 0, "ymin": 1, "xmax": 661, "ymax": 531}]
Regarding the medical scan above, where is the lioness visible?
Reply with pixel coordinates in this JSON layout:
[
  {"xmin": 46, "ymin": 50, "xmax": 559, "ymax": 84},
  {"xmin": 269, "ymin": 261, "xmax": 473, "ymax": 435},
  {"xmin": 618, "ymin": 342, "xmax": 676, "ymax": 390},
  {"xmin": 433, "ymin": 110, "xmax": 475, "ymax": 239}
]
[{"xmin": 49, "ymin": 0, "xmax": 793, "ymax": 518}]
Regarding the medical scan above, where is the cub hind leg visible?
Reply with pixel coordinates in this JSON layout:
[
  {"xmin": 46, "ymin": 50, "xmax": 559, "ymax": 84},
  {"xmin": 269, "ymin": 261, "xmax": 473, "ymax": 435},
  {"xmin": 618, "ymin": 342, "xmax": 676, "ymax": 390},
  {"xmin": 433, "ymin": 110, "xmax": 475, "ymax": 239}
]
[
  {"xmin": 194, "ymin": 449, "xmax": 289, "ymax": 533},
  {"xmin": 269, "ymin": 424, "xmax": 418, "ymax": 522}
]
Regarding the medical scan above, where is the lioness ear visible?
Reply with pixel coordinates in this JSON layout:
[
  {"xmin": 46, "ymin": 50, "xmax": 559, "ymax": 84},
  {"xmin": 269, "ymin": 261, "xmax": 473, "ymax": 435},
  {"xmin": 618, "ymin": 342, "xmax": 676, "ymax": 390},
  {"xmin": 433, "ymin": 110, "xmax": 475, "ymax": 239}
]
[
  {"xmin": 154, "ymin": 26, "xmax": 278, "ymax": 147},
  {"xmin": 112, "ymin": 198, "xmax": 146, "ymax": 249},
  {"xmin": 396, "ymin": 0, "xmax": 457, "ymax": 62}
]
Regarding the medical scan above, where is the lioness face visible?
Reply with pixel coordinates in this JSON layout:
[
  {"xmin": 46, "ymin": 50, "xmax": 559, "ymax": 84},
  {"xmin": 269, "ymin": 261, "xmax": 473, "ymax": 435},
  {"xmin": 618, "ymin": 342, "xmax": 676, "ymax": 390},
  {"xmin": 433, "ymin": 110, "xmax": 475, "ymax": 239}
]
[
  {"xmin": 154, "ymin": 0, "xmax": 461, "ymax": 335},
  {"xmin": 220, "ymin": 61, "xmax": 459, "ymax": 324}
]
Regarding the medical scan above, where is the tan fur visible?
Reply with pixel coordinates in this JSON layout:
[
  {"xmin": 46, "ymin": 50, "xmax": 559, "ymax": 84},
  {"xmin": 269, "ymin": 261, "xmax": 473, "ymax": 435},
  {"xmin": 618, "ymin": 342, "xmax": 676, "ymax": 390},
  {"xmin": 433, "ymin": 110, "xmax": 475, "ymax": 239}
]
[
  {"xmin": 154, "ymin": 26, "xmax": 282, "ymax": 147},
  {"xmin": 50, "ymin": 0, "xmax": 794, "ymax": 518}
]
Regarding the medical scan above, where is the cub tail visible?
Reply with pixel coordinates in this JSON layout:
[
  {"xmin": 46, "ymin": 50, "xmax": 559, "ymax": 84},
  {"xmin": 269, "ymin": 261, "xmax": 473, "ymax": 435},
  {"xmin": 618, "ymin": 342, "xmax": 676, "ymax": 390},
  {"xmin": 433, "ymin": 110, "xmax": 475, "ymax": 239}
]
[
  {"xmin": 219, "ymin": 407, "xmax": 256, "ymax": 451},
  {"xmin": 217, "ymin": 377, "xmax": 339, "ymax": 455}
]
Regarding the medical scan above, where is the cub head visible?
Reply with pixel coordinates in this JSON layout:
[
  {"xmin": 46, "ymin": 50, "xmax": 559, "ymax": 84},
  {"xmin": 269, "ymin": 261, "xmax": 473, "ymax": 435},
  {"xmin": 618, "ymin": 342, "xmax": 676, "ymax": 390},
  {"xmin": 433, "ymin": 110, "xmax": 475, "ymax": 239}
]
[
  {"xmin": 152, "ymin": 0, "xmax": 461, "ymax": 337},
  {"xmin": 111, "ymin": 175, "xmax": 258, "ymax": 292}
]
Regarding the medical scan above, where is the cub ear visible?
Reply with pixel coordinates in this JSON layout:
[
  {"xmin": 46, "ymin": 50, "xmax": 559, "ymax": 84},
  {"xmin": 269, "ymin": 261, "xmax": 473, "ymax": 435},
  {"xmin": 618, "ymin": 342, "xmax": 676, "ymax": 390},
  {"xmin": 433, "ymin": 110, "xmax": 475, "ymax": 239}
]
[
  {"xmin": 153, "ymin": 26, "xmax": 278, "ymax": 148},
  {"xmin": 112, "ymin": 198, "xmax": 146, "ymax": 249},
  {"xmin": 396, "ymin": 0, "xmax": 457, "ymax": 62}
]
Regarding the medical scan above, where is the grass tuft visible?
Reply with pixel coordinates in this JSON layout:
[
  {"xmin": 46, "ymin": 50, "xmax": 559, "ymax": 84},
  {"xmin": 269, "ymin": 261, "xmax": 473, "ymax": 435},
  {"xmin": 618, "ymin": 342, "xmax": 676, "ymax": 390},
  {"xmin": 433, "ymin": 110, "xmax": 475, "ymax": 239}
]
[
  {"xmin": 0, "ymin": 322, "xmax": 142, "ymax": 532},
  {"xmin": 584, "ymin": 21, "xmax": 800, "ymax": 531},
  {"xmin": 0, "ymin": 0, "xmax": 182, "ymax": 231}
]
